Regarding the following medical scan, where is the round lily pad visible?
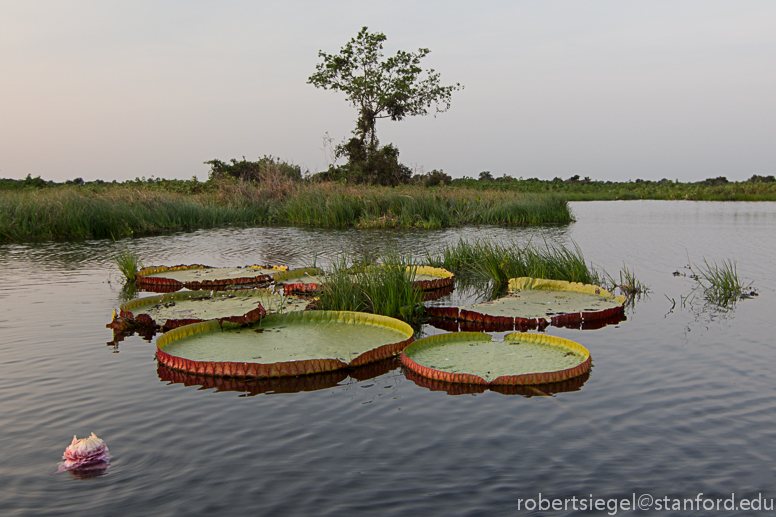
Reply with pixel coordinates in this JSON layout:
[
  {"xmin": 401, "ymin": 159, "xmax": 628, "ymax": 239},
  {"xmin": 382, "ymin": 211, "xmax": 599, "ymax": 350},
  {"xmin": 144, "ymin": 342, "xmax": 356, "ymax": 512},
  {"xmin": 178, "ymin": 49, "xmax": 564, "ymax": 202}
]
[
  {"xmin": 117, "ymin": 289, "xmax": 310, "ymax": 330},
  {"xmin": 137, "ymin": 264, "xmax": 288, "ymax": 292},
  {"xmin": 401, "ymin": 331, "xmax": 591, "ymax": 386},
  {"xmin": 156, "ymin": 311, "xmax": 414, "ymax": 379},
  {"xmin": 427, "ymin": 277, "xmax": 626, "ymax": 331}
]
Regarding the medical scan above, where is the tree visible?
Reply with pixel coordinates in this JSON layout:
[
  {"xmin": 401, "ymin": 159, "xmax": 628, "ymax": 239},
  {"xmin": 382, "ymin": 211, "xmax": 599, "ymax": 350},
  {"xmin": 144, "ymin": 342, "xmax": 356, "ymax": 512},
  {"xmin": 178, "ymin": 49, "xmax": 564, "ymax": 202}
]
[{"xmin": 308, "ymin": 27, "xmax": 461, "ymax": 185}]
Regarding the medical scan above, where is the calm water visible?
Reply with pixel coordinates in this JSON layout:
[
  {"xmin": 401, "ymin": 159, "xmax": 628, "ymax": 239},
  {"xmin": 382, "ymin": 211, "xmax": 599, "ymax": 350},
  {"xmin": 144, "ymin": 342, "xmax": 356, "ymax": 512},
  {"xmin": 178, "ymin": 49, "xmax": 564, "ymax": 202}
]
[{"xmin": 1, "ymin": 201, "xmax": 774, "ymax": 516}]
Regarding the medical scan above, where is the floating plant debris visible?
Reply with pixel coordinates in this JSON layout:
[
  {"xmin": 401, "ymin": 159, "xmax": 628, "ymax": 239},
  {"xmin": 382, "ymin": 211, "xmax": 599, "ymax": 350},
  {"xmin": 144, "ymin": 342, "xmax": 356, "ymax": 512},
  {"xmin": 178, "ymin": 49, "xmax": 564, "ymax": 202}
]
[
  {"xmin": 57, "ymin": 433, "xmax": 111, "ymax": 474},
  {"xmin": 427, "ymin": 277, "xmax": 626, "ymax": 331},
  {"xmin": 137, "ymin": 264, "xmax": 288, "ymax": 292},
  {"xmin": 156, "ymin": 311, "xmax": 414, "ymax": 379},
  {"xmin": 401, "ymin": 331, "xmax": 591, "ymax": 386}
]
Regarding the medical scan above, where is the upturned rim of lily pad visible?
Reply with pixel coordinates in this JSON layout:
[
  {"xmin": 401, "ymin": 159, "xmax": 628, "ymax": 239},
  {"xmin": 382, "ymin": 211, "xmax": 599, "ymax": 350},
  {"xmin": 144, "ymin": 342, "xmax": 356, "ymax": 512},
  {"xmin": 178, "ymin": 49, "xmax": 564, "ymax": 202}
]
[
  {"xmin": 426, "ymin": 277, "xmax": 627, "ymax": 331},
  {"xmin": 137, "ymin": 264, "xmax": 288, "ymax": 292},
  {"xmin": 411, "ymin": 265, "xmax": 455, "ymax": 291},
  {"xmin": 403, "ymin": 366, "xmax": 590, "ymax": 396},
  {"xmin": 156, "ymin": 311, "xmax": 414, "ymax": 379},
  {"xmin": 157, "ymin": 356, "xmax": 401, "ymax": 396},
  {"xmin": 401, "ymin": 331, "xmax": 591, "ymax": 386}
]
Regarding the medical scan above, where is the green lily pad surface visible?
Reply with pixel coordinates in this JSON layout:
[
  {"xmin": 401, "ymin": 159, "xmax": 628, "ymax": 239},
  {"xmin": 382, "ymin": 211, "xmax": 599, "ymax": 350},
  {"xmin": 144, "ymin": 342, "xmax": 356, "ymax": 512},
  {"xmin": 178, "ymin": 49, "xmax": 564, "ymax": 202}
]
[
  {"xmin": 156, "ymin": 311, "xmax": 414, "ymax": 378},
  {"xmin": 277, "ymin": 275, "xmax": 324, "ymax": 285},
  {"xmin": 141, "ymin": 265, "xmax": 285, "ymax": 283},
  {"xmin": 273, "ymin": 267, "xmax": 325, "ymax": 286},
  {"xmin": 402, "ymin": 332, "xmax": 590, "ymax": 385},
  {"xmin": 121, "ymin": 290, "xmax": 309, "ymax": 324},
  {"xmin": 428, "ymin": 277, "xmax": 626, "ymax": 330},
  {"xmin": 461, "ymin": 290, "xmax": 622, "ymax": 320}
]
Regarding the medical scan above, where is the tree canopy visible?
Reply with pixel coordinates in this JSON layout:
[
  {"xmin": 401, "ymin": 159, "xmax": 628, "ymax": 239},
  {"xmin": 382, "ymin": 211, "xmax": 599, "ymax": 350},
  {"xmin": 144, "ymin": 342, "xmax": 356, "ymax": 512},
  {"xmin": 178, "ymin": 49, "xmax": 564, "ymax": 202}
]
[{"xmin": 308, "ymin": 26, "xmax": 462, "ymax": 149}]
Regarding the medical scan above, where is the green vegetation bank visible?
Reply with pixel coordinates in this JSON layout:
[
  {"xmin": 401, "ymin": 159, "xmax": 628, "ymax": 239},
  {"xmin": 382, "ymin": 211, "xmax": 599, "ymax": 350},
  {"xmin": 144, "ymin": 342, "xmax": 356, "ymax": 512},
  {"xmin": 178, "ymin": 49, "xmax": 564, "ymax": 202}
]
[
  {"xmin": 3, "ymin": 157, "xmax": 773, "ymax": 243},
  {"xmin": 0, "ymin": 160, "xmax": 570, "ymax": 243}
]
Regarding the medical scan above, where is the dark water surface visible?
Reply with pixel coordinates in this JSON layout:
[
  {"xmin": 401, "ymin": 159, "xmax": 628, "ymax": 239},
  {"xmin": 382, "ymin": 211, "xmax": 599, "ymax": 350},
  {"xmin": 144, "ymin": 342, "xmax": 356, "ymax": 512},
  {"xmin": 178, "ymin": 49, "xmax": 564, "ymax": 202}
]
[{"xmin": 1, "ymin": 201, "xmax": 774, "ymax": 516}]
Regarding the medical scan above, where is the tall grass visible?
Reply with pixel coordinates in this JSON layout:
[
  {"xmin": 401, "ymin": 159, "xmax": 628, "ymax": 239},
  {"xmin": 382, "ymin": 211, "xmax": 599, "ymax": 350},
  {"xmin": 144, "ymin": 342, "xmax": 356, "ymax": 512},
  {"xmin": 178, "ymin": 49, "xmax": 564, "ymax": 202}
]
[
  {"xmin": 0, "ymin": 182, "xmax": 571, "ymax": 242},
  {"xmin": 279, "ymin": 184, "xmax": 571, "ymax": 228},
  {"xmin": 424, "ymin": 239, "xmax": 601, "ymax": 287},
  {"xmin": 694, "ymin": 259, "xmax": 754, "ymax": 307},
  {"xmin": 0, "ymin": 186, "xmax": 267, "ymax": 242},
  {"xmin": 316, "ymin": 254, "xmax": 423, "ymax": 321},
  {"xmin": 616, "ymin": 265, "xmax": 649, "ymax": 296},
  {"xmin": 448, "ymin": 175, "xmax": 776, "ymax": 201},
  {"xmin": 115, "ymin": 249, "xmax": 143, "ymax": 283}
]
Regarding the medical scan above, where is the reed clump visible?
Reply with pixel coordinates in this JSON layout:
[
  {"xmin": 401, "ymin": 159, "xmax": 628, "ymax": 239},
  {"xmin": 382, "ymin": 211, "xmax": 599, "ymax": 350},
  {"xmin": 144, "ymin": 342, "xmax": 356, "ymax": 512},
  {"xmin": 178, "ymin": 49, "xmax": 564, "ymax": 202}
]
[
  {"xmin": 0, "ymin": 181, "xmax": 572, "ymax": 242},
  {"xmin": 614, "ymin": 265, "xmax": 649, "ymax": 297},
  {"xmin": 424, "ymin": 239, "xmax": 602, "ymax": 287},
  {"xmin": 693, "ymin": 259, "xmax": 756, "ymax": 307},
  {"xmin": 315, "ymin": 254, "xmax": 423, "ymax": 321},
  {"xmin": 115, "ymin": 249, "xmax": 143, "ymax": 283},
  {"xmin": 0, "ymin": 185, "xmax": 267, "ymax": 242},
  {"xmin": 279, "ymin": 184, "xmax": 571, "ymax": 228}
]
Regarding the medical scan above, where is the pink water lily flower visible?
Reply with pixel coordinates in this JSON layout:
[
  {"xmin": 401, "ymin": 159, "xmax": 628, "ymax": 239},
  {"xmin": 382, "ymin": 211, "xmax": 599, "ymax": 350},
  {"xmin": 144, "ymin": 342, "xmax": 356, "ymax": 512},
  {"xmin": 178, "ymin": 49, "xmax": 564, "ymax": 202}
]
[{"xmin": 57, "ymin": 433, "xmax": 111, "ymax": 473}]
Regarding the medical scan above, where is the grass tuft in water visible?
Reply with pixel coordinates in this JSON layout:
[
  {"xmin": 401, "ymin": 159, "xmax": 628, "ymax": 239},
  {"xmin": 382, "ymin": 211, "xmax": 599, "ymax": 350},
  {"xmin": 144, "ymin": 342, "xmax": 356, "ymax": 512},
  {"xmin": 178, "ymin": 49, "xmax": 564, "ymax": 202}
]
[
  {"xmin": 316, "ymin": 253, "xmax": 423, "ymax": 321},
  {"xmin": 115, "ymin": 249, "xmax": 143, "ymax": 283},
  {"xmin": 694, "ymin": 259, "xmax": 756, "ymax": 307},
  {"xmin": 424, "ymin": 239, "xmax": 601, "ymax": 287},
  {"xmin": 616, "ymin": 265, "xmax": 649, "ymax": 297}
]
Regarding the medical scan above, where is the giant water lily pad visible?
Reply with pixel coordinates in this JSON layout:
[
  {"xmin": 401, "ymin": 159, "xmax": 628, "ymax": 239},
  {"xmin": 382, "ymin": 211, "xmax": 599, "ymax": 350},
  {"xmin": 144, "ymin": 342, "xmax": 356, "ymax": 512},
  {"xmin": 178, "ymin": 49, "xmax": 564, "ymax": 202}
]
[
  {"xmin": 401, "ymin": 331, "xmax": 591, "ymax": 386},
  {"xmin": 273, "ymin": 267, "xmax": 326, "ymax": 294},
  {"xmin": 411, "ymin": 266, "xmax": 454, "ymax": 291},
  {"xmin": 156, "ymin": 311, "xmax": 414, "ymax": 378},
  {"xmin": 157, "ymin": 357, "xmax": 400, "ymax": 396},
  {"xmin": 274, "ymin": 265, "xmax": 454, "ymax": 295},
  {"xmin": 427, "ymin": 277, "xmax": 626, "ymax": 331},
  {"xmin": 116, "ymin": 290, "xmax": 310, "ymax": 330},
  {"xmin": 403, "ymin": 367, "xmax": 590, "ymax": 396},
  {"xmin": 137, "ymin": 264, "xmax": 288, "ymax": 292}
]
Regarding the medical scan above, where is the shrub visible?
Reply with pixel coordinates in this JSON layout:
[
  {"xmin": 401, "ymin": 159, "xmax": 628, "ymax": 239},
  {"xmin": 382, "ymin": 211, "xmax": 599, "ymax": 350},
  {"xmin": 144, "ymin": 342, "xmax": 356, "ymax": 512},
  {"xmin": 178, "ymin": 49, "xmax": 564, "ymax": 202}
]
[
  {"xmin": 323, "ymin": 139, "xmax": 412, "ymax": 186},
  {"xmin": 414, "ymin": 169, "xmax": 452, "ymax": 187},
  {"xmin": 205, "ymin": 156, "xmax": 304, "ymax": 183},
  {"xmin": 747, "ymin": 175, "xmax": 775, "ymax": 183}
]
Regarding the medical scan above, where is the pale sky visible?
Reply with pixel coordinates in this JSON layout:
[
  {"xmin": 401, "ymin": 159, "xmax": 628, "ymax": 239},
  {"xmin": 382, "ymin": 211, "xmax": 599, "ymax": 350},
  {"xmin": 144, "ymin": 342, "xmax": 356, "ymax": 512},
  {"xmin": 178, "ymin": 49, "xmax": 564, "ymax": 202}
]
[{"xmin": 1, "ymin": 1, "xmax": 774, "ymax": 183}]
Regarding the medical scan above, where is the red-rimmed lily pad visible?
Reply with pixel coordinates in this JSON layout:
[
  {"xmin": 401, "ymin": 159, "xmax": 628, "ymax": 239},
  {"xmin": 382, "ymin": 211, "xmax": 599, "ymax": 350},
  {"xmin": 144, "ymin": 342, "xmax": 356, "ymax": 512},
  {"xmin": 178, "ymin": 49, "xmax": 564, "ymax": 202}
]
[
  {"xmin": 157, "ymin": 356, "xmax": 401, "ymax": 396},
  {"xmin": 401, "ymin": 331, "xmax": 591, "ymax": 386},
  {"xmin": 403, "ymin": 366, "xmax": 590, "ymax": 396},
  {"xmin": 274, "ymin": 265, "xmax": 454, "ymax": 295},
  {"xmin": 111, "ymin": 289, "xmax": 310, "ymax": 331},
  {"xmin": 137, "ymin": 264, "xmax": 288, "ymax": 292},
  {"xmin": 411, "ymin": 266, "xmax": 454, "ymax": 291},
  {"xmin": 156, "ymin": 311, "xmax": 414, "ymax": 379},
  {"xmin": 273, "ymin": 267, "xmax": 326, "ymax": 295},
  {"xmin": 426, "ymin": 277, "xmax": 626, "ymax": 331}
]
